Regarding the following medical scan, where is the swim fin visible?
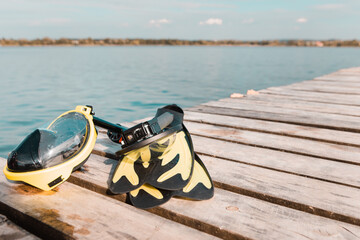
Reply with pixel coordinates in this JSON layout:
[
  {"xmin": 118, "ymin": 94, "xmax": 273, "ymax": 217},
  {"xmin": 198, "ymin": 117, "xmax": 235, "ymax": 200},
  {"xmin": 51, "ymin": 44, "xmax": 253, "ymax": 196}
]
[
  {"xmin": 128, "ymin": 184, "xmax": 173, "ymax": 209},
  {"xmin": 128, "ymin": 153, "xmax": 214, "ymax": 209},
  {"xmin": 109, "ymin": 126, "xmax": 194, "ymax": 193},
  {"xmin": 174, "ymin": 153, "xmax": 214, "ymax": 200},
  {"xmin": 107, "ymin": 104, "xmax": 213, "ymax": 209}
]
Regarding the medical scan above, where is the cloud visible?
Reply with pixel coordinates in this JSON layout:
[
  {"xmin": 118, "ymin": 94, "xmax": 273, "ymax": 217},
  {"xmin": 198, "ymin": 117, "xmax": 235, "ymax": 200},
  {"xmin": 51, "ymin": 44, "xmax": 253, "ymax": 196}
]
[
  {"xmin": 314, "ymin": 4, "xmax": 344, "ymax": 10},
  {"xmin": 199, "ymin": 18, "xmax": 222, "ymax": 25},
  {"xmin": 149, "ymin": 18, "xmax": 170, "ymax": 27},
  {"xmin": 296, "ymin": 18, "xmax": 308, "ymax": 23},
  {"xmin": 242, "ymin": 18, "xmax": 254, "ymax": 24}
]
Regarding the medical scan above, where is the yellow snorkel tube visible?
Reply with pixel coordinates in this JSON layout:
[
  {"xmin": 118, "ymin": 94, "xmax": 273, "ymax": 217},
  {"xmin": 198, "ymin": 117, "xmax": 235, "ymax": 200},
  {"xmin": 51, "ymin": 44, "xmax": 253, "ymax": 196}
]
[{"xmin": 3, "ymin": 105, "xmax": 97, "ymax": 191}]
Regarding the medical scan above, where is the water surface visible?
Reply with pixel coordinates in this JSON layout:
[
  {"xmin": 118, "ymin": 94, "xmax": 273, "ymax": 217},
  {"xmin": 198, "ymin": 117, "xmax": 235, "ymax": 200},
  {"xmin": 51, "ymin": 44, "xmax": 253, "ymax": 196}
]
[{"xmin": 1, "ymin": 46, "xmax": 360, "ymax": 157}]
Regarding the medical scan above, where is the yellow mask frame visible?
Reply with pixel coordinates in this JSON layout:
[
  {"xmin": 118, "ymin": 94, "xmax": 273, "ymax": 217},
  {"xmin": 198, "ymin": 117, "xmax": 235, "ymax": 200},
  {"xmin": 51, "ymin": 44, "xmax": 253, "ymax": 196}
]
[{"xmin": 3, "ymin": 105, "xmax": 97, "ymax": 191}]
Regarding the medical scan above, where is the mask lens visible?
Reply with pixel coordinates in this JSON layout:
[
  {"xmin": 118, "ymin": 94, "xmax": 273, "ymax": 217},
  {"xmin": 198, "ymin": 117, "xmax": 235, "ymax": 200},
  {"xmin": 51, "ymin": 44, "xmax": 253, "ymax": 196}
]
[
  {"xmin": 7, "ymin": 112, "xmax": 89, "ymax": 172},
  {"xmin": 39, "ymin": 112, "xmax": 89, "ymax": 168}
]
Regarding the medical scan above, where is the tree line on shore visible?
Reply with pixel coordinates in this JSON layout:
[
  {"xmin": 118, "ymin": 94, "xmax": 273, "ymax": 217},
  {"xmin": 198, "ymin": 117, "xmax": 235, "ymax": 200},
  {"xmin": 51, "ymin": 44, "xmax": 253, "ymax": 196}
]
[{"xmin": 1, "ymin": 37, "xmax": 360, "ymax": 47}]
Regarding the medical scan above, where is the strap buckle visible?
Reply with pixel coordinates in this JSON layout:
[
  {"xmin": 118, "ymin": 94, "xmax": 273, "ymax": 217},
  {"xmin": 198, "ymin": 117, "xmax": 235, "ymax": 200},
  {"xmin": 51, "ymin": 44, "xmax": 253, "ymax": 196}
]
[{"xmin": 121, "ymin": 122, "xmax": 154, "ymax": 147}]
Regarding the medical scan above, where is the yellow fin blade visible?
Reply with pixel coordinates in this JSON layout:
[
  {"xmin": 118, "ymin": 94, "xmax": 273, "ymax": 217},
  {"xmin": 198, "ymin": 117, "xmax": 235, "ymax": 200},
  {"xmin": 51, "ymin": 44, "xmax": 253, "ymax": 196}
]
[
  {"xmin": 112, "ymin": 151, "xmax": 139, "ymax": 185},
  {"xmin": 157, "ymin": 131, "xmax": 192, "ymax": 182},
  {"xmin": 140, "ymin": 146, "xmax": 151, "ymax": 163},
  {"xmin": 183, "ymin": 160, "xmax": 212, "ymax": 193},
  {"xmin": 130, "ymin": 184, "xmax": 164, "ymax": 199}
]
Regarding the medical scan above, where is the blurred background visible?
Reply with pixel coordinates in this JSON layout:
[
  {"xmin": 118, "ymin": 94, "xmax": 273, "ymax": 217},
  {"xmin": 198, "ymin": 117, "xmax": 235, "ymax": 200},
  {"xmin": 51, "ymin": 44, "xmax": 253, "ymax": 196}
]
[{"xmin": 1, "ymin": 0, "xmax": 360, "ymax": 157}]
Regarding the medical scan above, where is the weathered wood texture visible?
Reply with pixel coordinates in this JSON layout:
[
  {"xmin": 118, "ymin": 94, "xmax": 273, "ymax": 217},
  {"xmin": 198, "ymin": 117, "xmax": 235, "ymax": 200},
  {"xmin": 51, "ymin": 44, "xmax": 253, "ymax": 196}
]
[
  {"xmin": 259, "ymin": 87, "xmax": 360, "ymax": 106},
  {"xmin": 315, "ymin": 74, "xmax": 360, "ymax": 82},
  {"xmin": 284, "ymin": 83, "xmax": 360, "ymax": 94},
  {"xmin": 0, "ymin": 214, "xmax": 39, "ymax": 240},
  {"xmin": 203, "ymin": 99, "xmax": 360, "ymax": 126},
  {"xmin": 184, "ymin": 121, "xmax": 360, "ymax": 164},
  {"xmin": 92, "ymin": 130, "xmax": 360, "ymax": 224},
  {"xmin": 188, "ymin": 104, "xmax": 360, "ymax": 133},
  {"xmin": 289, "ymin": 79, "xmax": 360, "ymax": 88},
  {"xmin": 184, "ymin": 111, "xmax": 360, "ymax": 146},
  {"xmin": 339, "ymin": 67, "xmax": 360, "ymax": 73},
  {"xmin": 91, "ymin": 133, "xmax": 360, "ymax": 224},
  {"xmin": 219, "ymin": 96, "xmax": 360, "ymax": 117},
  {"xmin": 70, "ymin": 66, "xmax": 360, "ymax": 238},
  {"xmin": 69, "ymin": 154, "xmax": 360, "ymax": 239},
  {"xmin": 0, "ymin": 158, "xmax": 217, "ymax": 240},
  {"xmin": 190, "ymin": 135, "xmax": 360, "ymax": 188},
  {"xmin": 2, "ymin": 66, "xmax": 360, "ymax": 239}
]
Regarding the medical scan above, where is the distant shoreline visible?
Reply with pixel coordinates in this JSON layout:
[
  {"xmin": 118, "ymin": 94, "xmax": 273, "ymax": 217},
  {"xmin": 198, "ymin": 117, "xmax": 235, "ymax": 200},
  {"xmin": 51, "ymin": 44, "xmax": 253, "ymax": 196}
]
[
  {"xmin": 2, "ymin": 45, "xmax": 360, "ymax": 49},
  {"xmin": 1, "ymin": 38, "xmax": 360, "ymax": 47}
]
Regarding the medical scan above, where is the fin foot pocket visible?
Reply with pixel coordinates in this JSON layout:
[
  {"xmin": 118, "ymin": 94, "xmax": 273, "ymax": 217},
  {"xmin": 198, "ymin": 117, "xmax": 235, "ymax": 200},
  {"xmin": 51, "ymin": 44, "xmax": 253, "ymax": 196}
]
[{"xmin": 108, "ymin": 105, "xmax": 213, "ymax": 209}]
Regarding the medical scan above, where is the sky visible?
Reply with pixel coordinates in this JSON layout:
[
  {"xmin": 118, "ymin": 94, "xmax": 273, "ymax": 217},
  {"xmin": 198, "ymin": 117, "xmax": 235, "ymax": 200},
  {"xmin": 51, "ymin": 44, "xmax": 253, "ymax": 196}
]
[{"xmin": 0, "ymin": 0, "xmax": 359, "ymax": 40}]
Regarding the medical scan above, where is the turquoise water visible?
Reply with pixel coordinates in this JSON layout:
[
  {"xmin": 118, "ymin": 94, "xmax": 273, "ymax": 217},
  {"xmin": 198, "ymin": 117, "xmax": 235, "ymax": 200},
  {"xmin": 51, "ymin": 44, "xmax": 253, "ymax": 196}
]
[{"xmin": 1, "ymin": 46, "xmax": 360, "ymax": 158}]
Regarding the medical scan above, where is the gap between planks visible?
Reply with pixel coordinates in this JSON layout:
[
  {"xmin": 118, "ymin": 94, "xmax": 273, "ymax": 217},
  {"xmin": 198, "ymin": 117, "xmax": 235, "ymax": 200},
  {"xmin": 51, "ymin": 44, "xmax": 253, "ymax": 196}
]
[
  {"xmin": 315, "ymin": 75, "xmax": 360, "ymax": 82},
  {"xmin": 183, "ymin": 120, "xmax": 360, "ymax": 166},
  {"xmin": 91, "ymin": 133, "xmax": 360, "ymax": 227},
  {"xmin": 0, "ymin": 158, "xmax": 218, "ymax": 240},
  {"xmin": 117, "ymin": 118, "xmax": 360, "ymax": 190},
  {"xmin": 0, "ymin": 214, "xmax": 39, "ymax": 240},
  {"xmin": 184, "ymin": 110, "xmax": 360, "ymax": 148},
  {"xmin": 282, "ymin": 81, "xmax": 360, "ymax": 95},
  {"xmin": 70, "ymin": 153, "xmax": 360, "ymax": 238},
  {"xmin": 259, "ymin": 88, "xmax": 360, "ymax": 107},
  {"xmin": 288, "ymin": 79, "xmax": 360, "ymax": 89},
  {"xmin": 220, "ymin": 96, "xmax": 360, "ymax": 118},
  {"xmin": 95, "ymin": 131, "xmax": 360, "ymax": 190},
  {"xmin": 188, "ymin": 104, "xmax": 360, "ymax": 134}
]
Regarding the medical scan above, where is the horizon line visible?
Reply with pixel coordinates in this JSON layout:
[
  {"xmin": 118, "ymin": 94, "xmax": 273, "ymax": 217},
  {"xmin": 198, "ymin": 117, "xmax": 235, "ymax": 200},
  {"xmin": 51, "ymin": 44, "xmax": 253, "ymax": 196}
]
[{"xmin": 1, "ymin": 37, "xmax": 360, "ymax": 41}]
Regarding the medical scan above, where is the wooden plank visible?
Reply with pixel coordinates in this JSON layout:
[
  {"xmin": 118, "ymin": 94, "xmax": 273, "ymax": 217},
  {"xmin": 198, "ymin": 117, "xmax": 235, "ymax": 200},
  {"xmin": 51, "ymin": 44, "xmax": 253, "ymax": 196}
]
[
  {"xmin": 219, "ymin": 96, "xmax": 360, "ymax": 117},
  {"xmin": 284, "ymin": 83, "xmax": 360, "ymax": 95},
  {"xmin": 204, "ymin": 99, "xmax": 360, "ymax": 124},
  {"xmin": 333, "ymin": 71, "xmax": 360, "ymax": 75},
  {"xmin": 184, "ymin": 110, "xmax": 360, "ymax": 147},
  {"xmin": 92, "ymin": 131, "xmax": 360, "ymax": 223},
  {"xmin": 247, "ymin": 90, "xmax": 360, "ymax": 107},
  {"xmin": 93, "ymin": 135, "xmax": 360, "ymax": 225},
  {"xmin": 189, "ymin": 103, "xmax": 360, "ymax": 133},
  {"xmin": 184, "ymin": 121, "xmax": 360, "ymax": 164},
  {"xmin": 0, "ymin": 159, "xmax": 216, "ymax": 240},
  {"xmin": 92, "ymin": 132, "xmax": 120, "ymax": 159},
  {"xmin": 315, "ymin": 74, "xmax": 360, "ymax": 82},
  {"xmin": 260, "ymin": 87, "xmax": 360, "ymax": 106},
  {"xmin": 94, "ymin": 130, "xmax": 360, "ymax": 188},
  {"xmin": 290, "ymin": 79, "xmax": 360, "ymax": 89},
  {"xmin": 70, "ymin": 154, "xmax": 360, "ymax": 240},
  {"xmin": 191, "ymin": 135, "xmax": 360, "ymax": 189},
  {"xmin": 339, "ymin": 67, "xmax": 360, "ymax": 73},
  {"xmin": 202, "ymin": 154, "xmax": 360, "ymax": 226},
  {"xmin": 322, "ymin": 71, "xmax": 360, "ymax": 76},
  {"xmin": 0, "ymin": 214, "xmax": 39, "ymax": 240},
  {"xmin": 165, "ymin": 189, "xmax": 360, "ymax": 240}
]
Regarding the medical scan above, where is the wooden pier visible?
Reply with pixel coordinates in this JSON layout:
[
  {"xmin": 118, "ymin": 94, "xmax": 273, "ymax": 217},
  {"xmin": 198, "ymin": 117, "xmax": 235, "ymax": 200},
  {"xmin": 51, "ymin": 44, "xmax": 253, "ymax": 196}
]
[{"xmin": 1, "ymin": 67, "xmax": 360, "ymax": 239}]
